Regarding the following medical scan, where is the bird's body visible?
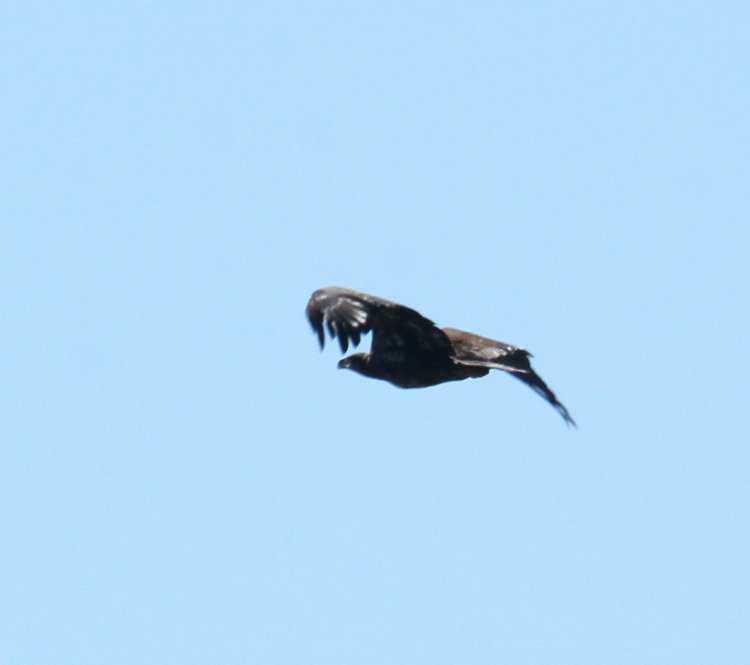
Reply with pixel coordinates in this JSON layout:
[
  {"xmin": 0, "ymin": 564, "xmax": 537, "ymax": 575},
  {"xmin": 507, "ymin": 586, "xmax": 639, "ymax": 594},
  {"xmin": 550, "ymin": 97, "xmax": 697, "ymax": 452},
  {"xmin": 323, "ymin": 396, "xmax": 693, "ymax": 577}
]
[{"xmin": 306, "ymin": 286, "xmax": 576, "ymax": 426}]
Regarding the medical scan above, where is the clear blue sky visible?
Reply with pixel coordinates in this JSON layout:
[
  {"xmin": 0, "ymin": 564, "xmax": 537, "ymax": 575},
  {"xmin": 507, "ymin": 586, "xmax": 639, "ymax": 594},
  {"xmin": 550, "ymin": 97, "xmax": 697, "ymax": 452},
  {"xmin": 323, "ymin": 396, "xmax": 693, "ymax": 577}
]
[{"xmin": 4, "ymin": 3, "xmax": 749, "ymax": 664}]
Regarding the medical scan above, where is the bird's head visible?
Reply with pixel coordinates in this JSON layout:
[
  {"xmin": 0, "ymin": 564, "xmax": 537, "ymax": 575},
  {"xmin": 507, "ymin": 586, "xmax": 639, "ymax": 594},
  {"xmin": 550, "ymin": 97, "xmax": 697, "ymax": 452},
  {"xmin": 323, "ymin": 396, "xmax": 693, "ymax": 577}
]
[{"xmin": 337, "ymin": 353, "xmax": 370, "ymax": 374}]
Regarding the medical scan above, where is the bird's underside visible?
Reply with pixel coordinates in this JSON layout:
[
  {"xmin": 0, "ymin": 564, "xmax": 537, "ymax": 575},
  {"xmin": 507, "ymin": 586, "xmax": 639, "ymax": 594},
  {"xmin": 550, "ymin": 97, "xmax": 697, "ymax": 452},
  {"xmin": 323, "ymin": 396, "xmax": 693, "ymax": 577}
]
[{"xmin": 306, "ymin": 286, "xmax": 576, "ymax": 427}]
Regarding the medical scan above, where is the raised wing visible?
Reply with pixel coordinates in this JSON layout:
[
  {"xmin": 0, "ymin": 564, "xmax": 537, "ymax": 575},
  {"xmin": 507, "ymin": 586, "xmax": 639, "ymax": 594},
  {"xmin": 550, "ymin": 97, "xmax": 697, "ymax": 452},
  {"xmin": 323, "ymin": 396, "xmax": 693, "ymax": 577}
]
[{"xmin": 306, "ymin": 287, "xmax": 453, "ymax": 360}]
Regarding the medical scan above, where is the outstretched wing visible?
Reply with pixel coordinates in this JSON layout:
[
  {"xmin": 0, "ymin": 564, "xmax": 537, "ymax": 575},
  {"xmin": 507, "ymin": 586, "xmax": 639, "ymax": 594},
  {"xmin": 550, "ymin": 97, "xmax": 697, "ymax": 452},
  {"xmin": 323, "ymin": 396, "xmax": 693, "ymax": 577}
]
[
  {"xmin": 444, "ymin": 327, "xmax": 576, "ymax": 427},
  {"xmin": 508, "ymin": 360, "xmax": 576, "ymax": 427},
  {"xmin": 306, "ymin": 287, "xmax": 454, "ymax": 360}
]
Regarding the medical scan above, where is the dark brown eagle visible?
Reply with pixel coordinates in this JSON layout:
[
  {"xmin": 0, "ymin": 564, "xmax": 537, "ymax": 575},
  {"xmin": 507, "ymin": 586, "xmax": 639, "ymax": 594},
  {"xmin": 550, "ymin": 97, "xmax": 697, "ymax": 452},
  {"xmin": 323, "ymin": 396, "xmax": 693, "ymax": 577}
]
[{"xmin": 306, "ymin": 287, "xmax": 576, "ymax": 427}]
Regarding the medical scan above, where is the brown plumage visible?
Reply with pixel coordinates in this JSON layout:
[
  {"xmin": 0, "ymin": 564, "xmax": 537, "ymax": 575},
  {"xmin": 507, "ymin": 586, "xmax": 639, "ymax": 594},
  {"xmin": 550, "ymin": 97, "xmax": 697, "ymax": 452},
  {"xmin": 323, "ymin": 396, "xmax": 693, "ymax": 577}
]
[{"xmin": 306, "ymin": 286, "xmax": 576, "ymax": 427}]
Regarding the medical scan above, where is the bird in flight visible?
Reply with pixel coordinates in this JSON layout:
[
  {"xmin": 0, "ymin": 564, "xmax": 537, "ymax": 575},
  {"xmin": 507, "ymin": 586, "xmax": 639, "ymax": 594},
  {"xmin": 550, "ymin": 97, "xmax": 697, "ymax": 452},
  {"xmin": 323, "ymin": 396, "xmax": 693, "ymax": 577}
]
[{"xmin": 306, "ymin": 287, "xmax": 576, "ymax": 427}]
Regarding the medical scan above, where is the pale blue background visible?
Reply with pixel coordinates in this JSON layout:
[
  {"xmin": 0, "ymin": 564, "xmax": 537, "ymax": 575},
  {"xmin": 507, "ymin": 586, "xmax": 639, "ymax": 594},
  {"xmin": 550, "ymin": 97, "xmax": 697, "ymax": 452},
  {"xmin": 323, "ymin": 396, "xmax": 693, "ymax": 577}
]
[{"xmin": 4, "ymin": 3, "xmax": 749, "ymax": 664}]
